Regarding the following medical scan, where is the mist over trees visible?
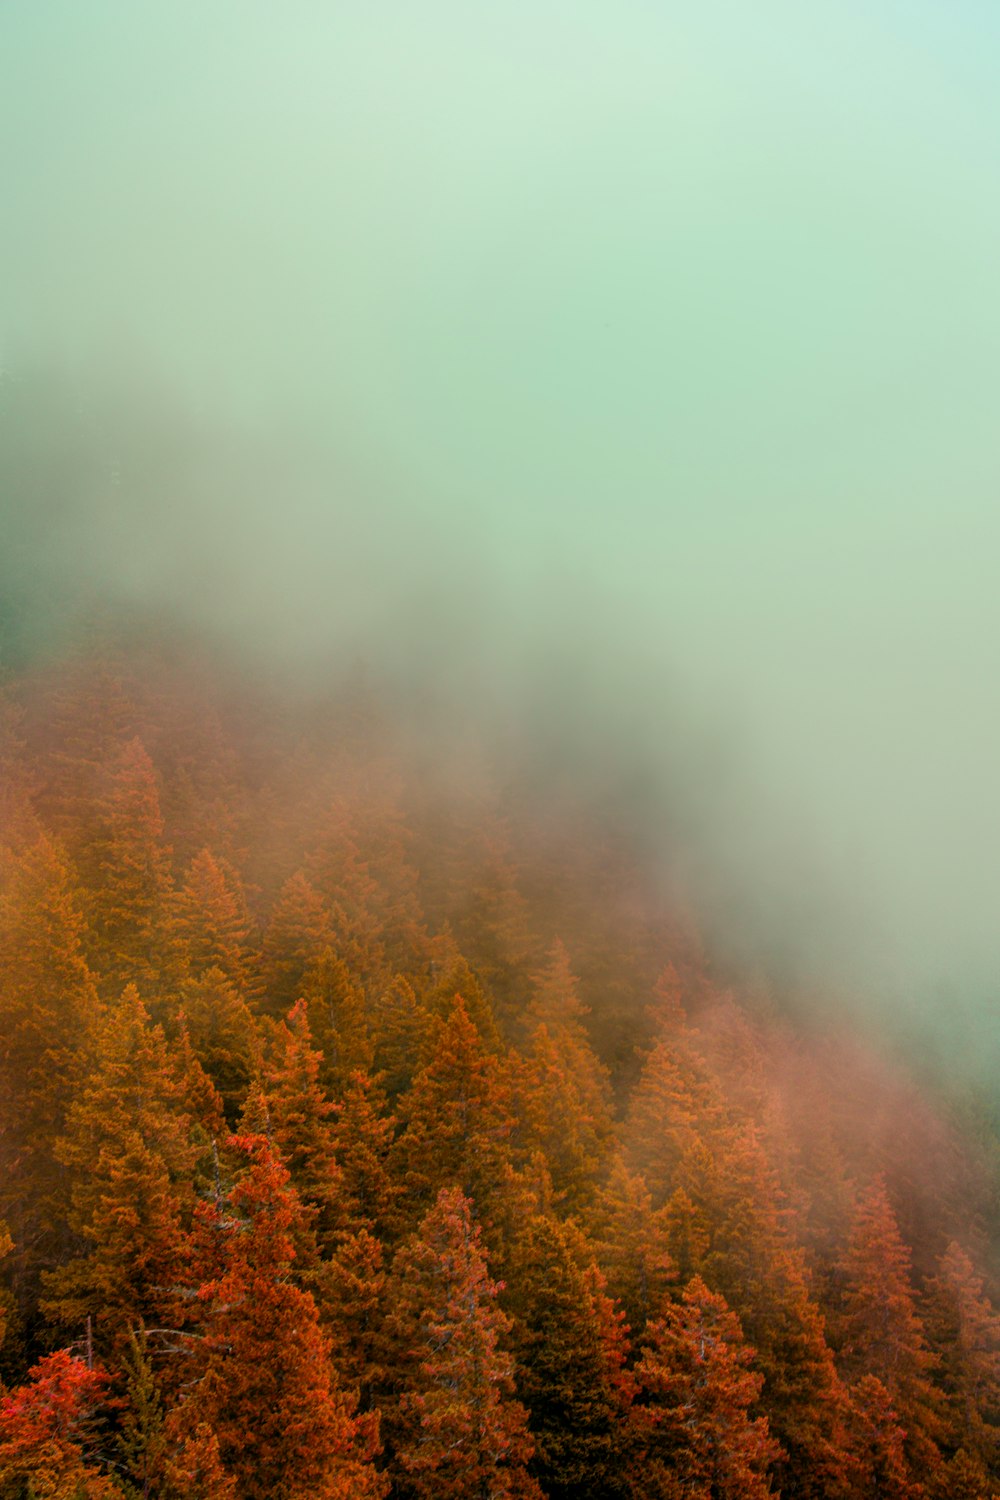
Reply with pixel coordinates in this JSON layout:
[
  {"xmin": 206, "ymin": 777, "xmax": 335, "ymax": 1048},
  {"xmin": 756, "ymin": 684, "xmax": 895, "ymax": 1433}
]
[
  {"xmin": 4, "ymin": 3, "xmax": 1000, "ymax": 1491},
  {"xmin": 1, "ymin": 620, "xmax": 999, "ymax": 1497}
]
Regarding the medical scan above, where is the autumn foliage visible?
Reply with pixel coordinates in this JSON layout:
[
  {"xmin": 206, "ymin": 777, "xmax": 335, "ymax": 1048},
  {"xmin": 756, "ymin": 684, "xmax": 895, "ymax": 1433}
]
[{"xmin": 1, "ymin": 626, "xmax": 999, "ymax": 1497}]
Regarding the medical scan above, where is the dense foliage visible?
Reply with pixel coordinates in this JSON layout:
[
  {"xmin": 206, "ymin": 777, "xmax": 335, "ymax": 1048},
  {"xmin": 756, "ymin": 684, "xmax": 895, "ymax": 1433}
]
[{"xmin": 1, "ymin": 624, "xmax": 999, "ymax": 1497}]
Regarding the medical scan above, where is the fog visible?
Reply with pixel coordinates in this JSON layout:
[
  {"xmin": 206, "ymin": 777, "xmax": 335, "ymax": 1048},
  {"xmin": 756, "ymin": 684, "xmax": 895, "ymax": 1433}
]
[{"xmin": 3, "ymin": 2, "xmax": 1000, "ymax": 1075}]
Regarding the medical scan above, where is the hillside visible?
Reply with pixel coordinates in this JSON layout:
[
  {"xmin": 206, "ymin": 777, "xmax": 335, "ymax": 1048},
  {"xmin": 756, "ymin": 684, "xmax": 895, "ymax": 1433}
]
[{"xmin": 1, "ymin": 621, "xmax": 999, "ymax": 1499}]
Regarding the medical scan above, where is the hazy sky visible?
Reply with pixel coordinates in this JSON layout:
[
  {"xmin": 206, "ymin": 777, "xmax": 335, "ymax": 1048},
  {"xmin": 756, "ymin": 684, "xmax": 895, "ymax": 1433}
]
[{"xmin": 3, "ymin": 3, "xmax": 1000, "ymax": 1052}]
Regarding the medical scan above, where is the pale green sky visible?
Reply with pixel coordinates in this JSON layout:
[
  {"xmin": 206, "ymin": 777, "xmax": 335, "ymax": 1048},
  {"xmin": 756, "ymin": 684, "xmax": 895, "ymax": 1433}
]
[{"xmin": 3, "ymin": 2, "xmax": 1000, "ymax": 1046}]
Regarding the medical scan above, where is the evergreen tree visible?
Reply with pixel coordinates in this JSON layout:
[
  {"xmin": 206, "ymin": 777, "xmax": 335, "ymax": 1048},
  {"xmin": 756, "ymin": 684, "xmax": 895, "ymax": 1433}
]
[
  {"xmin": 259, "ymin": 869, "xmax": 334, "ymax": 1017},
  {"xmin": 176, "ymin": 1134, "xmax": 385, "ymax": 1499},
  {"xmin": 837, "ymin": 1178, "xmax": 944, "ymax": 1481},
  {"xmin": 630, "ymin": 1275, "xmax": 780, "ymax": 1499},
  {"xmin": 383, "ymin": 1187, "xmax": 540, "ymax": 1499},
  {"xmin": 841, "ymin": 1375, "xmax": 922, "ymax": 1500},
  {"xmin": 0, "ymin": 1348, "xmax": 117, "ymax": 1499},
  {"xmin": 41, "ymin": 986, "xmax": 196, "ymax": 1351},
  {"xmin": 301, "ymin": 947, "xmax": 374, "ymax": 1093},
  {"xmin": 623, "ymin": 1032, "xmax": 721, "ymax": 1206},
  {"xmin": 116, "ymin": 1325, "xmax": 167, "ymax": 1499},
  {"xmin": 508, "ymin": 1019, "xmax": 613, "ymax": 1216},
  {"xmin": 161, "ymin": 1421, "xmax": 237, "ymax": 1500},
  {"xmin": 320, "ymin": 1226, "xmax": 388, "ymax": 1410},
  {"xmin": 84, "ymin": 736, "xmax": 174, "ymax": 999},
  {"xmin": 368, "ymin": 973, "xmax": 434, "ymax": 1103},
  {"xmin": 674, "ymin": 1126, "xmax": 852, "ymax": 1499},
  {"xmin": 507, "ymin": 1215, "xmax": 633, "ymax": 1500},
  {"xmin": 391, "ymin": 996, "xmax": 514, "ymax": 1245},
  {"xmin": 329, "ymin": 1069, "xmax": 398, "ymax": 1240},
  {"xmin": 592, "ymin": 1155, "xmax": 676, "ymax": 1343},
  {"xmin": 0, "ymin": 833, "xmax": 100, "ymax": 1338},
  {"xmin": 170, "ymin": 847, "xmax": 255, "ymax": 996},
  {"xmin": 421, "ymin": 931, "xmax": 502, "ymax": 1050},
  {"xmin": 924, "ymin": 1241, "xmax": 1000, "ymax": 1483},
  {"xmin": 176, "ymin": 967, "xmax": 259, "ymax": 1124},
  {"xmin": 262, "ymin": 999, "xmax": 343, "ymax": 1245}
]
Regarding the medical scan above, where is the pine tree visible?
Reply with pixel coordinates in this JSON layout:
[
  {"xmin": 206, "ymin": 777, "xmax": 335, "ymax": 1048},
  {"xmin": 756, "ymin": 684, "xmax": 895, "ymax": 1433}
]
[
  {"xmin": 674, "ymin": 1125, "xmax": 852, "ymax": 1499},
  {"xmin": 383, "ymin": 1186, "xmax": 540, "ymax": 1499},
  {"xmin": 421, "ymin": 931, "xmax": 502, "ymax": 1050},
  {"xmin": 837, "ymin": 1178, "xmax": 944, "ymax": 1480},
  {"xmin": 320, "ymin": 1226, "xmax": 388, "ymax": 1409},
  {"xmin": 592, "ymin": 1155, "xmax": 675, "ymax": 1342},
  {"xmin": 327, "ymin": 1070, "xmax": 398, "ymax": 1236},
  {"xmin": 260, "ymin": 869, "xmax": 335, "ymax": 1017},
  {"xmin": 301, "ymin": 946, "xmax": 374, "ymax": 1093},
  {"xmin": 0, "ymin": 832, "xmax": 100, "ymax": 1338},
  {"xmin": 631, "ymin": 1275, "xmax": 780, "ymax": 1499},
  {"xmin": 368, "ymin": 973, "xmax": 434, "ymax": 1103},
  {"xmin": 176, "ymin": 1134, "xmax": 385, "ymax": 1499},
  {"xmin": 841, "ymin": 1375, "xmax": 922, "ymax": 1500},
  {"xmin": 170, "ymin": 847, "xmax": 255, "ymax": 995},
  {"xmin": 507, "ymin": 1215, "xmax": 633, "ymax": 1500},
  {"xmin": 41, "ymin": 986, "xmax": 197, "ymax": 1351},
  {"xmin": 116, "ymin": 1325, "xmax": 168, "ymax": 1499},
  {"xmin": 390, "ymin": 996, "xmax": 514, "ymax": 1246},
  {"xmin": 177, "ymin": 967, "xmax": 259, "ymax": 1124},
  {"xmin": 255, "ymin": 998, "xmax": 345, "ymax": 1271},
  {"xmin": 161, "ymin": 1421, "xmax": 237, "ymax": 1500},
  {"xmin": 623, "ymin": 1032, "xmax": 721, "ymax": 1206},
  {"xmin": 924, "ymin": 1241, "xmax": 1000, "ymax": 1482},
  {"xmin": 84, "ymin": 736, "xmax": 174, "ymax": 1000},
  {"xmin": 507, "ymin": 1019, "xmax": 613, "ymax": 1216},
  {"xmin": 0, "ymin": 1348, "xmax": 117, "ymax": 1498}
]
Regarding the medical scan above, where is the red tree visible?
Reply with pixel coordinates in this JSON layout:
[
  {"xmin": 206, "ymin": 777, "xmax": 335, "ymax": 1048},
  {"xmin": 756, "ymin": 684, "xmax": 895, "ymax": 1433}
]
[
  {"xmin": 631, "ymin": 1275, "xmax": 780, "ymax": 1499},
  {"xmin": 177, "ymin": 1134, "xmax": 385, "ymax": 1499},
  {"xmin": 0, "ymin": 1349, "xmax": 117, "ymax": 1498},
  {"xmin": 384, "ymin": 1186, "xmax": 540, "ymax": 1499}
]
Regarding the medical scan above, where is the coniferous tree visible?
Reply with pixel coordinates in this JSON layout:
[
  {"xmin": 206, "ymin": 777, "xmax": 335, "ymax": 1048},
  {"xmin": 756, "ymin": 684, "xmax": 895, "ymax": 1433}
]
[
  {"xmin": 837, "ymin": 1177, "xmax": 944, "ymax": 1482},
  {"xmin": 259, "ymin": 869, "xmax": 334, "ymax": 1017},
  {"xmin": 924, "ymin": 1241, "xmax": 1000, "ymax": 1486},
  {"xmin": 0, "ymin": 1349, "xmax": 117, "ymax": 1499},
  {"xmin": 421, "ymin": 931, "xmax": 502, "ymax": 1050},
  {"xmin": 176, "ymin": 1134, "xmax": 385, "ymax": 1500},
  {"xmin": 177, "ymin": 967, "xmax": 259, "ymax": 1124},
  {"xmin": 161, "ymin": 1421, "xmax": 237, "ymax": 1500},
  {"xmin": 630, "ymin": 1275, "xmax": 780, "ymax": 1500},
  {"xmin": 383, "ymin": 1186, "xmax": 540, "ymax": 1499},
  {"xmin": 0, "ymin": 832, "xmax": 100, "ymax": 1336},
  {"xmin": 41, "ymin": 986, "xmax": 197, "ymax": 1353},
  {"xmin": 841, "ymin": 1375, "xmax": 922, "ymax": 1500},
  {"xmin": 507, "ymin": 1215, "xmax": 633, "ymax": 1500},
  {"xmin": 673, "ymin": 1126, "xmax": 852, "ymax": 1499},
  {"xmin": 623, "ymin": 1031, "xmax": 721, "ymax": 1206},
  {"xmin": 116, "ymin": 1325, "xmax": 168, "ymax": 1499},
  {"xmin": 300, "ymin": 946, "xmax": 374, "ymax": 1092},
  {"xmin": 508, "ymin": 1020, "xmax": 613, "ymax": 1216},
  {"xmin": 391, "ymin": 996, "xmax": 514, "ymax": 1245},
  {"xmin": 368, "ymin": 973, "xmax": 434, "ymax": 1103},
  {"xmin": 169, "ymin": 847, "xmax": 255, "ymax": 996},
  {"xmin": 329, "ymin": 1070, "xmax": 398, "ymax": 1240},
  {"xmin": 84, "ymin": 736, "xmax": 174, "ymax": 1000},
  {"xmin": 592, "ymin": 1155, "xmax": 676, "ymax": 1343}
]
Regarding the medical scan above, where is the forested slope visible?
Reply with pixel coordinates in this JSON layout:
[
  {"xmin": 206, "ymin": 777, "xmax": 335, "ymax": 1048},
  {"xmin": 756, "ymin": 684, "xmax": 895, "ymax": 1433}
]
[{"xmin": 1, "ymin": 623, "xmax": 999, "ymax": 1498}]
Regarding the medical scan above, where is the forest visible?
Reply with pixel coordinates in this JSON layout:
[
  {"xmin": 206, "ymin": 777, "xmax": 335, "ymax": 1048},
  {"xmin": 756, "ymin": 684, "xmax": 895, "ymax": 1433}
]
[{"xmin": 1, "ymin": 617, "xmax": 999, "ymax": 1499}]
